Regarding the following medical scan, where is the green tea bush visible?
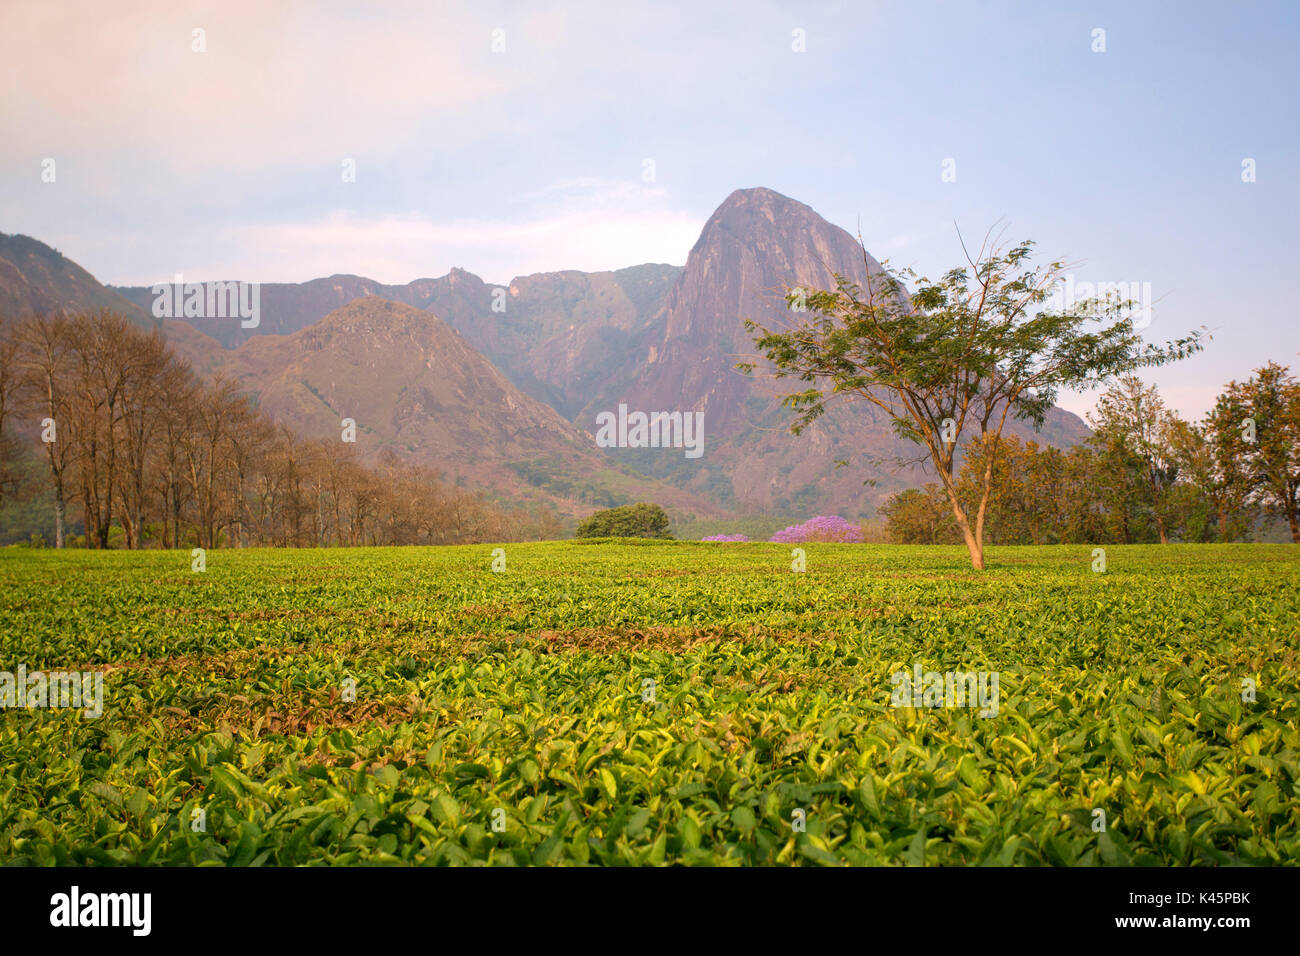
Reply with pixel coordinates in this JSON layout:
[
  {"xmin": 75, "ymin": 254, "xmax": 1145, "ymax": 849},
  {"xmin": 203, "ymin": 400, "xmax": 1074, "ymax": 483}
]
[{"xmin": 0, "ymin": 542, "xmax": 1295, "ymax": 865}]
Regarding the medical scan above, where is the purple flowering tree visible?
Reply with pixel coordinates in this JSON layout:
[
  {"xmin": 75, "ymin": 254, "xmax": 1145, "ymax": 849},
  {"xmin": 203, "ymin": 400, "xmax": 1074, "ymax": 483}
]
[{"xmin": 769, "ymin": 515, "xmax": 864, "ymax": 543}]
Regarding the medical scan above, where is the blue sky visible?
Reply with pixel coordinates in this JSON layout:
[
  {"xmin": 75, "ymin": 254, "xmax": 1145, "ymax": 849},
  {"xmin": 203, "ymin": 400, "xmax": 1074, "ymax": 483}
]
[{"xmin": 3, "ymin": 0, "xmax": 1297, "ymax": 420}]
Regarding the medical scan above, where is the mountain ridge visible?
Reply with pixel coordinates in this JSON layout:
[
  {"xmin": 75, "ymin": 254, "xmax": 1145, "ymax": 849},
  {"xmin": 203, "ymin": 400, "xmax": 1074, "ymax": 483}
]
[
  {"xmin": 9, "ymin": 186, "xmax": 1091, "ymax": 519},
  {"xmin": 1, "ymin": 232, "xmax": 155, "ymax": 327}
]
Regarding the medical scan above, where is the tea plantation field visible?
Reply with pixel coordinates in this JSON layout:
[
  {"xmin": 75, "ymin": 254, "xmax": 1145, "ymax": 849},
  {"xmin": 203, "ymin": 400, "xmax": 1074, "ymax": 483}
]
[{"xmin": 1, "ymin": 541, "xmax": 1297, "ymax": 866}]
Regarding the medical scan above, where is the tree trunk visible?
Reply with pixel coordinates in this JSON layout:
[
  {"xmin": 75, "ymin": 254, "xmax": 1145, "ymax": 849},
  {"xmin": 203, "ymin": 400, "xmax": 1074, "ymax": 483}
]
[
  {"xmin": 944, "ymin": 489, "xmax": 983, "ymax": 570},
  {"xmin": 972, "ymin": 441, "xmax": 999, "ymax": 564},
  {"xmin": 53, "ymin": 483, "xmax": 66, "ymax": 548}
]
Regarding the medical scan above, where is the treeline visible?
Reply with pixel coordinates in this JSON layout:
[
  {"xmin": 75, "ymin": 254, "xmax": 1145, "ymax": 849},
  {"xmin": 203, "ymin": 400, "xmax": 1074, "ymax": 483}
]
[
  {"xmin": 0, "ymin": 311, "xmax": 561, "ymax": 548},
  {"xmin": 880, "ymin": 367, "xmax": 1300, "ymax": 545}
]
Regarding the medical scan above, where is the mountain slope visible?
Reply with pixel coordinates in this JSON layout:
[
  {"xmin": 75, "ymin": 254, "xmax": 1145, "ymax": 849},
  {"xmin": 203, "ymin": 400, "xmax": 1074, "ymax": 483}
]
[
  {"xmin": 0, "ymin": 233, "xmax": 154, "ymax": 326},
  {"xmin": 24, "ymin": 186, "xmax": 1094, "ymax": 521},
  {"xmin": 591, "ymin": 187, "xmax": 1092, "ymax": 514},
  {"xmin": 0, "ymin": 236, "xmax": 714, "ymax": 522},
  {"xmin": 173, "ymin": 297, "xmax": 719, "ymax": 520},
  {"xmin": 113, "ymin": 263, "xmax": 683, "ymax": 418}
]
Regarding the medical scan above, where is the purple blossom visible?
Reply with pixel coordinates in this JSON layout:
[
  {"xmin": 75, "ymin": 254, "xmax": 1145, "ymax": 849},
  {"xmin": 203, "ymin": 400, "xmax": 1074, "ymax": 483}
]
[
  {"xmin": 768, "ymin": 515, "xmax": 864, "ymax": 544},
  {"xmin": 701, "ymin": 533, "xmax": 750, "ymax": 542}
]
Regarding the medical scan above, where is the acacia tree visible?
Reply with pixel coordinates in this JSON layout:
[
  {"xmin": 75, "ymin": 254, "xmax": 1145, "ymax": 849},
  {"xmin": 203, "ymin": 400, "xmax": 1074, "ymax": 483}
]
[{"xmin": 740, "ymin": 233, "xmax": 1203, "ymax": 569}]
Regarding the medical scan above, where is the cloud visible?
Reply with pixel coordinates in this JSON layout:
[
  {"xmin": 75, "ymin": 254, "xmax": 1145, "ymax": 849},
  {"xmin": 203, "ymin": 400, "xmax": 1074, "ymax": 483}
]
[
  {"xmin": 0, "ymin": 0, "xmax": 788, "ymax": 180},
  {"xmin": 0, "ymin": 0, "xmax": 528, "ymax": 176},
  {"xmin": 128, "ymin": 179, "xmax": 704, "ymax": 284}
]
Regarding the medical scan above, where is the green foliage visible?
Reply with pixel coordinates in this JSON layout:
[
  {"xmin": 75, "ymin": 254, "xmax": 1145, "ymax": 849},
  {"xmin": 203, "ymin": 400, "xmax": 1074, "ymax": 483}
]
[
  {"xmin": 879, "ymin": 488, "xmax": 958, "ymax": 544},
  {"xmin": 0, "ymin": 542, "xmax": 1296, "ymax": 866},
  {"xmin": 574, "ymin": 502, "xmax": 672, "ymax": 539},
  {"xmin": 506, "ymin": 457, "xmax": 618, "ymax": 508},
  {"xmin": 882, "ymin": 426, "xmax": 1262, "ymax": 547},
  {"xmin": 1209, "ymin": 363, "xmax": 1300, "ymax": 542},
  {"xmin": 739, "ymin": 234, "xmax": 1204, "ymax": 567},
  {"xmin": 0, "ymin": 442, "xmax": 58, "ymax": 546}
]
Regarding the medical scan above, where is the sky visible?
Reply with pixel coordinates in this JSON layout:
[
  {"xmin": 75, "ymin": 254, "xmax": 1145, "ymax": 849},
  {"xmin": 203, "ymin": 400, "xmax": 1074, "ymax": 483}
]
[{"xmin": 3, "ymin": 0, "xmax": 1298, "ymax": 421}]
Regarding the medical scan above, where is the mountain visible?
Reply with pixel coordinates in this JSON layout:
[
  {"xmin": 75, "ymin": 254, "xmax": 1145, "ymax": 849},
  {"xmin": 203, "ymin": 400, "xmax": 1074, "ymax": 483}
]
[
  {"xmin": 0, "ymin": 233, "xmax": 154, "ymax": 326},
  {"xmin": 427, "ymin": 263, "xmax": 681, "ymax": 420},
  {"xmin": 113, "ymin": 263, "xmax": 682, "ymax": 418},
  {"xmin": 586, "ymin": 187, "xmax": 1091, "ymax": 513},
  {"xmin": 0, "ymin": 234, "xmax": 711, "ymax": 521},
  {"xmin": 20, "ymin": 186, "xmax": 1093, "ymax": 520},
  {"xmin": 166, "ymin": 297, "xmax": 720, "ymax": 520}
]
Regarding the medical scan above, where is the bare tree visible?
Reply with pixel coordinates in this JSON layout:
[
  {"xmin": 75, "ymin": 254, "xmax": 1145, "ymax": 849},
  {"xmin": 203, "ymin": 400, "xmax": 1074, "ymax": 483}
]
[
  {"xmin": 115, "ymin": 324, "xmax": 174, "ymax": 548},
  {"xmin": 15, "ymin": 315, "xmax": 79, "ymax": 547},
  {"xmin": 8, "ymin": 312, "xmax": 562, "ymax": 549},
  {"xmin": 0, "ymin": 332, "xmax": 24, "ymax": 515}
]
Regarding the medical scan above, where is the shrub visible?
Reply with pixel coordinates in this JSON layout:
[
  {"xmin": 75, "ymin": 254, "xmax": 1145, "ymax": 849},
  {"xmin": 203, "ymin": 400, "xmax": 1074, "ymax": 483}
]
[{"xmin": 574, "ymin": 502, "xmax": 673, "ymax": 539}]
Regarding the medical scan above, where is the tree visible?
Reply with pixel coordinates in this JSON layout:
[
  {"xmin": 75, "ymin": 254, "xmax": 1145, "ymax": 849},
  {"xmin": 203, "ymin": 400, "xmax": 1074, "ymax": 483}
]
[
  {"xmin": 0, "ymin": 332, "xmax": 24, "ymax": 515},
  {"xmin": 741, "ymin": 232, "xmax": 1203, "ymax": 568},
  {"xmin": 15, "ymin": 315, "xmax": 79, "ymax": 547},
  {"xmin": 1168, "ymin": 416, "xmax": 1254, "ymax": 541},
  {"xmin": 155, "ymin": 363, "xmax": 199, "ymax": 549},
  {"xmin": 954, "ymin": 434, "xmax": 1088, "ymax": 545},
  {"xmin": 0, "ymin": 310, "xmax": 630, "ymax": 550},
  {"xmin": 1215, "ymin": 363, "xmax": 1300, "ymax": 541},
  {"xmin": 574, "ymin": 502, "xmax": 672, "ymax": 539},
  {"xmin": 1087, "ymin": 375, "xmax": 1180, "ymax": 543},
  {"xmin": 878, "ymin": 486, "xmax": 956, "ymax": 544},
  {"xmin": 180, "ymin": 375, "xmax": 244, "ymax": 548},
  {"xmin": 956, "ymin": 434, "xmax": 1034, "ymax": 544},
  {"xmin": 113, "ymin": 321, "xmax": 174, "ymax": 548}
]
